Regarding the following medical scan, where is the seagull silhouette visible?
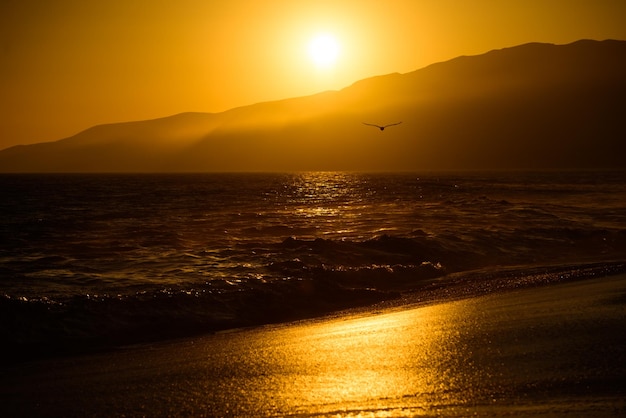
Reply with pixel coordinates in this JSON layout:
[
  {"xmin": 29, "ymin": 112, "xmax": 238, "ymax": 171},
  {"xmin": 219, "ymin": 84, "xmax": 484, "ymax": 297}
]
[{"xmin": 363, "ymin": 122, "xmax": 402, "ymax": 131}]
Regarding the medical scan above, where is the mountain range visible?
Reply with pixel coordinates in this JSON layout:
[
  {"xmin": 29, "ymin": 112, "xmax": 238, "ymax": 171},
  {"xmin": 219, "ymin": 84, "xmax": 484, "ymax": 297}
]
[{"xmin": 1, "ymin": 39, "xmax": 625, "ymax": 172}]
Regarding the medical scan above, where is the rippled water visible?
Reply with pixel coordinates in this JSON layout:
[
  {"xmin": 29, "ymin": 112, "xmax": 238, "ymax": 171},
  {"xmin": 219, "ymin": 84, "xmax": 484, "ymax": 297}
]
[{"xmin": 1, "ymin": 171, "xmax": 626, "ymax": 357}]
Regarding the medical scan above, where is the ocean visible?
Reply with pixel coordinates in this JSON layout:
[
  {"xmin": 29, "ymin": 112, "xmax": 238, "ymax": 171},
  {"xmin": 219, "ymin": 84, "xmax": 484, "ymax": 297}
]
[{"xmin": 2, "ymin": 171, "xmax": 626, "ymax": 359}]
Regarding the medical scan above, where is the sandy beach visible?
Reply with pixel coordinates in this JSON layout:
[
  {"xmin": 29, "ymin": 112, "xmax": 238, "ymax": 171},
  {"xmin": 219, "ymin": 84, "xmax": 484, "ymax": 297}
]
[{"xmin": 2, "ymin": 273, "xmax": 625, "ymax": 417}]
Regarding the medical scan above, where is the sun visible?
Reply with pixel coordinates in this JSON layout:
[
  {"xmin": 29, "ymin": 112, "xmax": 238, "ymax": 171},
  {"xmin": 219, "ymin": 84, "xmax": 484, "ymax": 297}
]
[{"xmin": 308, "ymin": 33, "xmax": 340, "ymax": 69}]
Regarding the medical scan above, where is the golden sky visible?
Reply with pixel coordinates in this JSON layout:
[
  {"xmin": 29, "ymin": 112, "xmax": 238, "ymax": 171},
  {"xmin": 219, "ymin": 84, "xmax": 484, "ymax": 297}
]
[{"xmin": 2, "ymin": 0, "xmax": 626, "ymax": 149}]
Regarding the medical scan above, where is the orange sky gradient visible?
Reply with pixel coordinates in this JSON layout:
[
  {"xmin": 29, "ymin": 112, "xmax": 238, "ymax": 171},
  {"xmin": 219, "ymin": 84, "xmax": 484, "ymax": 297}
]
[{"xmin": 2, "ymin": 0, "xmax": 626, "ymax": 149}]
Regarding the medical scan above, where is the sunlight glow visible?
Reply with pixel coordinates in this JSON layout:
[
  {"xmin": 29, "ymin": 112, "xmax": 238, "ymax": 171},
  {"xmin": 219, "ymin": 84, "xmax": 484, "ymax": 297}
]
[
  {"xmin": 308, "ymin": 34, "xmax": 340, "ymax": 68},
  {"xmin": 260, "ymin": 302, "xmax": 469, "ymax": 415}
]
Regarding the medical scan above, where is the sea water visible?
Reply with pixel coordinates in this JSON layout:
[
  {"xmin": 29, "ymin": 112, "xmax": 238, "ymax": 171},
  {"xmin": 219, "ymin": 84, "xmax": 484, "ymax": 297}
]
[{"xmin": 1, "ymin": 172, "xmax": 625, "ymax": 356}]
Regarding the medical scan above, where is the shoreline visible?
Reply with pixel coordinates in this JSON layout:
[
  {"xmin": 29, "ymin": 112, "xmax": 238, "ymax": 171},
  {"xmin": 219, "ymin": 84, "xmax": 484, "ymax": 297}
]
[
  {"xmin": 3, "ymin": 260, "xmax": 626, "ymax": 365},
  {"xmin": 2, "ymin": 270, "xmax": 625, "ymax": 416}
]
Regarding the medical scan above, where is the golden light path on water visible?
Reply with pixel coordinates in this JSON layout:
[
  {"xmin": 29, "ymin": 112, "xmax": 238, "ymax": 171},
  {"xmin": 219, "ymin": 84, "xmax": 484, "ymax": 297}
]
[
  {"xmin": 168, "ymin": 275, "xmax": 625, "ymax": 416},
  {"xmin": 243, "ymin": 303, "xmax": 473, "ymax": 415},
  {"xmin": 2, "ymin": 274, "xmax": 625, "ymax": 416},
  {"xmin": 286, "ymin": 171, "xmax": 404, "ymax": 240}
]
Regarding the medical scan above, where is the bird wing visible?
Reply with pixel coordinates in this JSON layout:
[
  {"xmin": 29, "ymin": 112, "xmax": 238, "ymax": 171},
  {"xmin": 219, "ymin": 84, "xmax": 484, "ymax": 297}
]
[
  {"xmin": 362, "ymin": 122, "xmax": 381, "ymax": 128},
  {"xmin": 383, "ymin": 122, "xmax": 402, "ymax": 128}
]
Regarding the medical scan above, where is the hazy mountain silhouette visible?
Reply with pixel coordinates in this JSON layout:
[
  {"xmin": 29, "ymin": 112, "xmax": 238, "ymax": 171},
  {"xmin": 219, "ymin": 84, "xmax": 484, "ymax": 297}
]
[{"xmin": 1, "ymin": 39, "xmax": 625, "ymax": 172}]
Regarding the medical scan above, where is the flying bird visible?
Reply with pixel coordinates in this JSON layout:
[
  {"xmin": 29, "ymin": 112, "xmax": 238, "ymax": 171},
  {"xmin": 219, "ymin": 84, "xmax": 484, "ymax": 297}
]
[{"xmin": 363, "ymin": 122, "xmax": 402, "ymax": 131}]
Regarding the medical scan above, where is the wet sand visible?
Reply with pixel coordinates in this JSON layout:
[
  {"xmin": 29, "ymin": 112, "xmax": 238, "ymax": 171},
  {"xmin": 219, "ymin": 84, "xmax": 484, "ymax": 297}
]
[{"xmin": 2, "ymin": 274, "xmax": 625, "ymax": 417}]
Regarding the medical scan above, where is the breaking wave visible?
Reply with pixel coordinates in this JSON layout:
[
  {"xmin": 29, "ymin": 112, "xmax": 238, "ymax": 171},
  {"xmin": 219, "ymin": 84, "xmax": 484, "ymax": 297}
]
[{"xmin": 1, "ymin": 172, "xmax": 626, "ymax": 361}]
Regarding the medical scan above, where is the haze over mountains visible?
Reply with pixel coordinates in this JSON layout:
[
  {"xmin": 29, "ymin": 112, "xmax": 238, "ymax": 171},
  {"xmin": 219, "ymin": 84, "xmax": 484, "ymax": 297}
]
[{"xmin": 1, "ymin": 39, "xmax": 625, "ymax": 172}]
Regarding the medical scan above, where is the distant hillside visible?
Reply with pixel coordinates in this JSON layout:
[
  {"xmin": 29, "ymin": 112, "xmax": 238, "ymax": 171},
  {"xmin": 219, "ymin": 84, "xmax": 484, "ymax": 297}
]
[{"xmin": 1, "ymin": 39, "xmax": 625, "ymax": 172}]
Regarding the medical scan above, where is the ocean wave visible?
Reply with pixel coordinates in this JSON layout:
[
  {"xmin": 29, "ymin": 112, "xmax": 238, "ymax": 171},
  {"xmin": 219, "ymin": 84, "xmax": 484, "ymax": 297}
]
[
  {"xmin": 3, "ymin": 259, "xmax": 625, "ymax": 363},
  {"xmin": 0, "ymin": 275, "xmax": 395, "ymax": 362},
  {"xmin": 2, "ymin": 172, "xmax": 626, "ymax": 362}
]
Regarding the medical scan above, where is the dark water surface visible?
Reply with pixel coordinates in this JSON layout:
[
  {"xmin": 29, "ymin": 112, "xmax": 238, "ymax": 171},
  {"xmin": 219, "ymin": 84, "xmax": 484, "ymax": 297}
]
[{"xmin": 1, "ymin": 172, "xmax": 626, "ymax": 358}]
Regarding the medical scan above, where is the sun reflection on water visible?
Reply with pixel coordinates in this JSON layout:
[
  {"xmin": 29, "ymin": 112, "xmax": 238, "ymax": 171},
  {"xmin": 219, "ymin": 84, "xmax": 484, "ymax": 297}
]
[
  {"xmin": 287, "ymin": 172, "xmax": 367, "ymax": 236},
  {"xmin": 295, "ymin": 206, "xmax": 340, "ymax": 218},
  {"xmin": 240, "ymin": 302, "xmax": 475, "ymax": 416}
]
